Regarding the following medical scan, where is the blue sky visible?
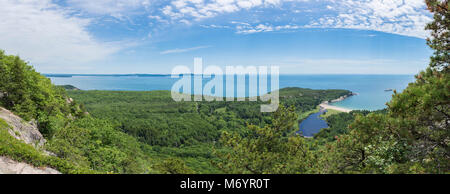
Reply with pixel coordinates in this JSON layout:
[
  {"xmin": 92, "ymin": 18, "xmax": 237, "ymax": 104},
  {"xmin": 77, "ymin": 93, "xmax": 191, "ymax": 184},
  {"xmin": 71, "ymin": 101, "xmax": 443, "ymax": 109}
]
[{"xmin": 0, "ymin": 0, "xmax": 433, "ymax": 74}]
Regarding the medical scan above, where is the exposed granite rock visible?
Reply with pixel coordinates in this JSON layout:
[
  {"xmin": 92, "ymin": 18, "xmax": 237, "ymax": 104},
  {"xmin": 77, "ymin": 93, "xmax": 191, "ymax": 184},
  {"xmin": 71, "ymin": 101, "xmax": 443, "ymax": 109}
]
[
  {"xmin": 0, "ymin": 156, "xmax": 60, "ymax": 174},
  {"xmin": 0, "ymin": 107, "xmax": 61, "ymax": 174},
  {"xmin": 0, "ymin": 107, "xmax": 46, "ymax": 148}
]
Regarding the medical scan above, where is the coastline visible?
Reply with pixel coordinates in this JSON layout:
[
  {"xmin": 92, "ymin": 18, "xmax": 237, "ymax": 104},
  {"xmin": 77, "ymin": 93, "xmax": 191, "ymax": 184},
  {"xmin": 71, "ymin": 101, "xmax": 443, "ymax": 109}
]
[
  {"xmin": 298, "ymin": 92, "xmax": 355, "ymax": 138},
  {"xmin": 319, "ymin": 103, "xmax": 352, "ymax": 113},
  {"xmin": 319, "ymin": 93, "xmax": 356, "ymax": 113}
]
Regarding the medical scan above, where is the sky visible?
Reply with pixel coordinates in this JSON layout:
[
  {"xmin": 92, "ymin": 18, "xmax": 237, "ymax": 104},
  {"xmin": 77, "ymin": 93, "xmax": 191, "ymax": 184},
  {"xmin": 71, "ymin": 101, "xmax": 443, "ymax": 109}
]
[{"xmin": 0, "ymin": 0, "xmax": 435, "ymax": 74}]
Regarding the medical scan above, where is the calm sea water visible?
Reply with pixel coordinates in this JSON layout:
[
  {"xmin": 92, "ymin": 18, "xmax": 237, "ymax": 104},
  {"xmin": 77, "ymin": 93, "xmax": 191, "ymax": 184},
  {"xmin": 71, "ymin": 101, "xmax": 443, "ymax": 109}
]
[{"xmin": 48, "ymin": 74, "xmax": 415, "ymax": 111}]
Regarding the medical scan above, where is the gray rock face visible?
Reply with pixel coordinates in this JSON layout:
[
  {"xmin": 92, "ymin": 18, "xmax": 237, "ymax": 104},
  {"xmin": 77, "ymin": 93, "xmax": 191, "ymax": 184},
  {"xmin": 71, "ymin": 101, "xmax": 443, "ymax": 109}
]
[
  {"xmin": 0, "ymin": 107, "xmax": 61, "ymax": 174},
  {"xmin": 0, "ymin": 107, "xmax": 46, "ymax": 148},
  {"xmin": 0, "ymin": 156, "xmax": 60, "ymax": 174}
]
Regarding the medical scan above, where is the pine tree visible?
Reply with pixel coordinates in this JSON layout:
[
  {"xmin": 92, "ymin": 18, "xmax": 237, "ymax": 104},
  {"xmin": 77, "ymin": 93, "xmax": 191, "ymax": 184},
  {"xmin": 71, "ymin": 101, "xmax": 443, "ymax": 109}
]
[
  {"xmin": 333, "ymin": 0, "xmax": 449, "ymax": 173},
  {"xmin": 214, "ymin": 106, "xmax": 313, "ymax": 174}
]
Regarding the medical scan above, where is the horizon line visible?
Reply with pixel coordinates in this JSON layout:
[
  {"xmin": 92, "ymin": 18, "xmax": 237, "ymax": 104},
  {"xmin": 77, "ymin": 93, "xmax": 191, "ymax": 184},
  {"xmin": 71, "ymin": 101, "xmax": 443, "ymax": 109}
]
[{"xmin": 43, "ymin": 73, "xmax": 416, "ymax": 76}]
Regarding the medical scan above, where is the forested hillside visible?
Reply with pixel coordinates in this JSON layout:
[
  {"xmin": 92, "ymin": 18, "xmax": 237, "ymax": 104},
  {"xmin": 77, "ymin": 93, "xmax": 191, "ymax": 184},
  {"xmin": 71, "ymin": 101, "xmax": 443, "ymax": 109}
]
[
  {"xmin": 67, "ymin": 88, "xmax": 349, "ymax": 147},
  {"xmin": 0, "ymin": 0, "xmax": 447, "ymax": 174},
  {"xmin": 0, "ymin": 51, "xmax": 159, "ymax": 173},
  {"xmin": 214, "ymin": 0, "xmax": 449, "ymax": 174},
  {"xmin": 0, "ymin": 49, "xmax": 350, "ymax": 173},
  {"xmin": 66, "ymin": 88, "xmax": 348, "ymax": 173}
]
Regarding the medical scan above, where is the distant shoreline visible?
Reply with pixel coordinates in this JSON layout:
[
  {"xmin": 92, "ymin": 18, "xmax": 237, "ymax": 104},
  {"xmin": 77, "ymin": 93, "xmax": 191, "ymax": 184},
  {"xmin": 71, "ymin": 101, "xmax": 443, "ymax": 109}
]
[
  {"xmin": 50, "ymin": 74, "xmax": 408, "ymax": 111},
  {"xmin": 44, "ymin": 74, "xmax": 171, "ymax": 78}
]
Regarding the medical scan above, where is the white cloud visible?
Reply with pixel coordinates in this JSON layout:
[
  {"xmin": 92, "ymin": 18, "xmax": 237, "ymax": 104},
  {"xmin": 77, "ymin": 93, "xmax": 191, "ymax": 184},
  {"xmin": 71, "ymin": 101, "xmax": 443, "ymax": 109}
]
[
  {"xmin": 308, "ymin": 0, "xmax": 432, "ymax": 38},
  {"xmin": 0, "ymin": 0, "xmax": 433, "ymax": 72},
  {"xmin": 237, "ymin": 23, "xmax": 272, "ymax": 33},
  {"xmin": 159, "ymin": 0, "xmax": 431, "ymax": 38},
  {"xmin": 66, "ymin": 0, "xmax": 152, "ymax": 18},
  {"xmin": 65, "ymin": 0, "xmax": 430, "ymax": 39},
  {"xmin": 200, "ymin": 24, "xmax": 231, "ymax": 29},
  {"xmin": 236, "ymin": 23, "xmax": 301, "ymax": 34},
  {"xmin": 0, "ymin": 0, "xmax": 122, "ymax": 69},
  {"xmin": 160, "ymin": 45, "xmax": 211, "ymax": 54},
  {"xmin": 161, "ymin": 0, "xmax": 284, "ymax": 21}
]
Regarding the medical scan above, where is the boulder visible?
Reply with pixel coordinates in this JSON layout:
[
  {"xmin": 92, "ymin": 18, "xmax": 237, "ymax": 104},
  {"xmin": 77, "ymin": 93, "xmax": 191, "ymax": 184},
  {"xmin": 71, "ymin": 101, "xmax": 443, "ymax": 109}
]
[
  {"xmin": 0, "ymin": 156, "xmax": 60, "ymax": 174},
  {"xmin": 0, "ymin": 107, "xmax": 61, "ymax": 174},
  {"xmin": 0, "ymin": 107, "xmax": 46, "ymax": 148}
]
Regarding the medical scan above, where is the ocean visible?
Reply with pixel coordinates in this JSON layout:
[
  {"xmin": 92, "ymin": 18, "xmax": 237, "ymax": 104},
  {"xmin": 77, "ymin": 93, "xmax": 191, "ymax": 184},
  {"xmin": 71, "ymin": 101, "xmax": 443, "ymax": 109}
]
[{"xmin": 47, "ymin": 74, "xmax": 415, "ymax": 111}]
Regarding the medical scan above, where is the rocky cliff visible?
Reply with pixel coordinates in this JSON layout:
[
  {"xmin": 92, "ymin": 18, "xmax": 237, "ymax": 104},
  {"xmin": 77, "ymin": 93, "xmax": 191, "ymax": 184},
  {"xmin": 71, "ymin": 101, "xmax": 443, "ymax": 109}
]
[
  {"xmin": 0, "ymin": 107, "xmax": 60, "ymax": 174},
  {"xmin": 0, "ymin": 107, "xmax": 46, "ymax": 147}
]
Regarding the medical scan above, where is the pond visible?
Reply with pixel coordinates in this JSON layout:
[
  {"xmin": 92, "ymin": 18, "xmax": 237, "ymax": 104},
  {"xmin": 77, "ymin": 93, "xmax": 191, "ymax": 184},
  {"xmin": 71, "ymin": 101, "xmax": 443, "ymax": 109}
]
[{"xmin": 297, "ymin": 108, "xmax": 329, "ymax": 137}]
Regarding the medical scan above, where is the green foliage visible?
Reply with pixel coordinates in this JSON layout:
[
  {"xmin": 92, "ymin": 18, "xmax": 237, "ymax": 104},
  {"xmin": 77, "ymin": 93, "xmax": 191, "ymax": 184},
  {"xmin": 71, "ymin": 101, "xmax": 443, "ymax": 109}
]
[
  {"xmin": 0, "ymin": 118, "xmax": 92, "ymax": 174},
  {"xmin": 4, "ymin": 7, "xmax": 447, "ymax": 174},
  {"xmin": 385, "ymin": 68, "xmax": 449, "ymax": 172},
  {"xmin": 154, "ymin": 157, "xmax": 195, "ymax": 174},
  {"xmin": 67, "ymin": 88, "xmax": 350, "ymax": 148},
  {"xmin": 298, "ymin": 106, "xmax": 320, "ymax": 121},
  {"xmin": 279, "ymin": 87, "xmax": 351, "ymax": 113},
  {"xmin": 67, "ymin": 90, "xmax": 228, "ymax": 147},
  {"xmin": 0, "ymin": 51, "xmax": 157, "ymax": 174},
  {"xmin": 318, "ymin": 1, "xmax": 450, "ymax": 174},
  {"xmin": 148, "ymin": 144, "xmax": 222, "ymax": 173},
  {"xmin": 314, "ymin": 110, "xmax": 374, "ymax": 143},
  {"xmin": 0, "ymin": 118, "xmax": 8, "ymax": 129},
  {"xmin": 214, "ymin": 106, "xmax": 313, "ymax": 174},
  {"xmin": 58, "ymin": 85, "xmax": 79, "ymax": 90},
  {"xmin": 0, "ymin": 51, "xmax": 85, "ymax": 138},
  {"xmin": 425, "ymin": 0, "xmax": 449, "ymax": 71},
  {"xmin": 313, "ymin": 71, "xmax": 449, "ymax": 173},
  {"xmin": 210, "ymin": 3, "xmax": 449, "ymax": 174},
  {"xmin": 66, "ymin": 88, "xmax": 348, "ymax": 173},
  {"xmin": 46, "ymin": 117, "xmax": 153, "ymax": 174},
  {"xmin": 320, "ymin": 109, "xmax": 344, "ymax": 119}
]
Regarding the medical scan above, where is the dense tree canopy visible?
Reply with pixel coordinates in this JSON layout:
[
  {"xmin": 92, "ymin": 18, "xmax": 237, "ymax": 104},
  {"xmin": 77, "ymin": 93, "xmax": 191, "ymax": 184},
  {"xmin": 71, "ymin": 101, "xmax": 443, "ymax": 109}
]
[
  {"xmin": 0, "ymin": 0, "xmax": 447, "ymax": 174},
  {"xmin": 215, "ymin": 0, "xmax": 449, "ymax": 174},
  {"xmin": 67, "ymin": 88, "xmax": 348, "ymax": 173},
  {"xmin": 334, "ymin": 0, "xmax": 449, "ymax": 173},
  {"xmin": 0, "ymin": 51, "xmax": 174, "ymax": 174},
  {"xmin": 214, "ymin": 106, "xmax": 314, "ymax": 174},
  {"xmin": 319, "ymin": 0, "xmax": 449, "ymax": 173},
  {"xmin": 0, "ymin": 51, "xmax": 86, "ymax": 137}
]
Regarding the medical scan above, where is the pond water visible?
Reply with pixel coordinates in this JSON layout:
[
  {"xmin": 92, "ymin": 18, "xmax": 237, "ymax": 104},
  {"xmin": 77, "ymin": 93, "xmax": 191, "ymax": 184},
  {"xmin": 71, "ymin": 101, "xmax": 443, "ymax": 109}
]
[{"xmin": 297, "ymin": 108, "xmax": 329, "ymax": 137}]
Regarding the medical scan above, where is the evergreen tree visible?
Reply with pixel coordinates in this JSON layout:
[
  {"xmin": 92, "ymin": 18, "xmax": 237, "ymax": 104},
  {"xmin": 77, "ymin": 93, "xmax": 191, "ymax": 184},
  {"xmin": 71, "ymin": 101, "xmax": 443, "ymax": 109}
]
[
  {"xmin": 331, "ymin": 0, "xmax": 449, "ymax": 173},
  {"xmin": 215, "ymin": 106, "xmax": 313, "ymax": 174}
]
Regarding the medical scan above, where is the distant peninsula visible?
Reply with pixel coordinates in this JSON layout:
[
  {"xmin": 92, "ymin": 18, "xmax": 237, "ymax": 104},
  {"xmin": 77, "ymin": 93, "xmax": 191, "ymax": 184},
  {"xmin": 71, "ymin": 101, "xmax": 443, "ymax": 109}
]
[{"xmin": 58, "ymin": 85, "xmax": 80, "ymax": 91}]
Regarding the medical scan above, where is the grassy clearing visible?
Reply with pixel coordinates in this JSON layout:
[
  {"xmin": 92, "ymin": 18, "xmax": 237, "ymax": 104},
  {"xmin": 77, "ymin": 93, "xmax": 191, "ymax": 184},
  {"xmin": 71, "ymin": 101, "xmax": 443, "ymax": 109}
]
[
  {"xmin": 298, "ymin": 106, "xmax": 320, "ymax": 121},
  {"xmin": 320, "ymin": 109, "xmax": 344, "ymax": 119}
]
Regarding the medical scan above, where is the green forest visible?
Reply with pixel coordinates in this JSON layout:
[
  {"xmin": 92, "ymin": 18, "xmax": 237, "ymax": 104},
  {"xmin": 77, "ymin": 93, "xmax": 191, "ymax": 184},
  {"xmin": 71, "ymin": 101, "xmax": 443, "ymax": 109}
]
[
  {"xmin": 0, "ymin": 0, "xmax": 448, "ymax": 174},
  {"xmin": 64, "ymin": 88, "xmax": 349, "ymax": 173}
]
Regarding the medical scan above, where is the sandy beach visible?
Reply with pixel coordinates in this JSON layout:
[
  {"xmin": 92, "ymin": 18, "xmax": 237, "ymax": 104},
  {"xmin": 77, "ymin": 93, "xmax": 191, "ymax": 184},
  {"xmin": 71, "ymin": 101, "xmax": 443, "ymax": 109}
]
[
  {"xmin": 319, "ymin": 93, "xmax": 355, "ymax": 113},
  {"xmin": 319, "ymin": 103, "xmax": 353, "ymax": 113}
]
